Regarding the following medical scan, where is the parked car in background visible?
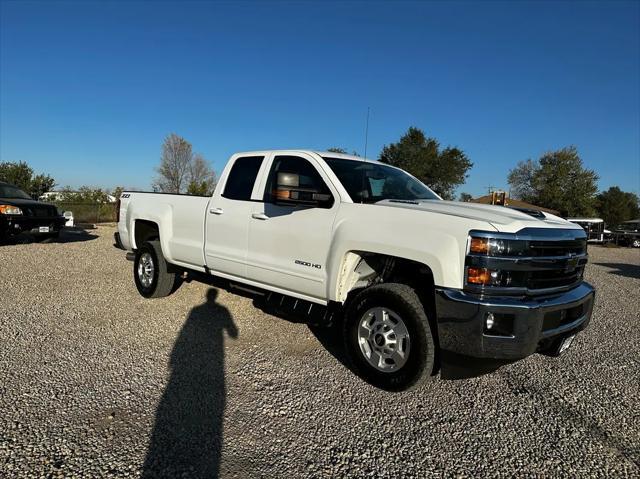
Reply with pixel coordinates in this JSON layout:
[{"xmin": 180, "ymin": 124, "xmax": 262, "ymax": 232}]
[
  {"xmin": 567, "ymin": 218, "xmax": 610, "ymax": 243},
  {"xmin": 612, "ymin": 219, "xmax": 640, "ymax": 248},
  {"xmin": 63, "ymin": 211, "xmax": 75, "ymax": 227},
  {"xmin": 116, "ymin": 150, "xmax": 595, "ymax": 391},
  {"xmin": 0, "ymin": 181, "xmax": 66, "ymax": 243}
]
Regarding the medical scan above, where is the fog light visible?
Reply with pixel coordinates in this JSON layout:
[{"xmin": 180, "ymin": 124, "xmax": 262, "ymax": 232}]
[{"xmin": 485, "ymin": 312, "xmax": 495, "ymax": 330}]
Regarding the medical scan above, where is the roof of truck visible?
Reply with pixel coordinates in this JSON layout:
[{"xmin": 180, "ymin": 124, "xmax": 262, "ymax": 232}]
[{"xmin": 232, "ymin": 150, "xmax": 376, "ymax": 163}]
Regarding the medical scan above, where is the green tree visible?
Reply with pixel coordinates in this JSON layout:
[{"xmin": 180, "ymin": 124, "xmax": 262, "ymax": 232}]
[
  {"xmin": 112, "ymin": 186, "xmax": 124, "ymax": 200},
  {"xmin": 0, "ymin": 161, "xmax": 55, "ymax": 198},
  {"xmin": 326, "ymin": 147, "xmax": 360, "ymax": 156},
  {"xmin": 57, "ymin": 186, "xmax": 111, "ymax": 203},
  {"xmin": 379, "ymin": 127, "xmax": 472, "ymax": 200},
  {"xmin": 458, "ymin": 192, "xmax": 473, "ymax": 202},
  {"xmin": 506, "ymin": 159, "xmax": 538, "ymax": 203},
  {"xmin": 30, "ymin": 174, "xmax": 56, "ymax": 198},
  {"xmin": 596, "ymin": 187, "xmax": 640, "ymax": 226},
  {"xmin": 327, "ymin": 147, "xmax": 348, "ymax": 154},
  {"xmin": 188, "ymin": 154, "xmax": 217, "ymax": 195},
  {"xmin": 187, "ymin": 180, "xmax": 211, "ymax": 196},
  {"xmin": 507, "ymin": 147, "xmax": 598, "ymax": 217}
]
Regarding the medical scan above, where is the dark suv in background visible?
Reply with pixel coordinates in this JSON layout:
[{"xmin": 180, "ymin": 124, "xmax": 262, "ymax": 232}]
[{"xmin": 0, "ymin": 181, "xmax": 65, "ymax": 243}]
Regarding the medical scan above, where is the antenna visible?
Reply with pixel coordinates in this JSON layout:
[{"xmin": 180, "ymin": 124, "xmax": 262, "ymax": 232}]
[
  {"xmin": 363, "ymin": 107, "xmax": 370, "ymax": 159},
  {"xmin": 360, "ymin": 107, "xmax": 370, "ymax": 204}
]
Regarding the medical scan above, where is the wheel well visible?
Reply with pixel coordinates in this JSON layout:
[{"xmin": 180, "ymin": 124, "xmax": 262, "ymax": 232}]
[
  {"xmin": 134, "ymin": 220, "xmax": 159, "ymax": 249},
  {"xmin": 340, "ymin": 252, "xmax": 440, "ymax": 372}
]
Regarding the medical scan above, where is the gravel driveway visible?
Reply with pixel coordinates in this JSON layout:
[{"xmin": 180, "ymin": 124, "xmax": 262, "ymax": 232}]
[{"xmin": 1, "ymin": 226, "xmax": 639, "ymax": 478}]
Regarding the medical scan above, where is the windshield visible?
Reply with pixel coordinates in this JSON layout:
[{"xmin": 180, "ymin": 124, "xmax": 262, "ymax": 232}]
[
  {"xmin": 0, "ymin": 184, "xmax": 31, "ymax": 199},
  {"xmin": 323, "ymin": 157, "xmax": 440, "ymax": 204}
]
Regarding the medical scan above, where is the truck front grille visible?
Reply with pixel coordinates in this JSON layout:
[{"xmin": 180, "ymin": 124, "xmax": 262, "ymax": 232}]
[
  {"xmin": 527, "ymin": 267, "xmax": 585, "ymax": 290},
  {"xmin": 25, "ymin": 205, "xmax": 59, "ymax": 217},
  {"xmin": 527, "ymin": 239, "xmax": 586, "ymax": 257},
  {"xmin": 465, "ymin": 228, "xmax": 588, "ymax": 296}
]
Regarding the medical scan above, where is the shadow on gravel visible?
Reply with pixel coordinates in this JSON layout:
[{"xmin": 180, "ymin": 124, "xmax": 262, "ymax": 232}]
[
  {"xmin": 143, "ymin": 289, "xmax": 238, "ymax": 478},
  {"xmin": 57, "ymin": 227, "xmax": 99, "ymax": 243},
  {"xmin": 0, "ymin": 227, "xmax": 97, "ymax": 245},
  {"xmin": 593, "ymin": 262, "xmax": 640, "ymax": 279}
]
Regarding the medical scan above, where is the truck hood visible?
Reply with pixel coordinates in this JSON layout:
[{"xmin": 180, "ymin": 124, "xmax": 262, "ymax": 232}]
[{"xmin": 376, "ymin": 199, "xmax": 581, "ymax": 234}]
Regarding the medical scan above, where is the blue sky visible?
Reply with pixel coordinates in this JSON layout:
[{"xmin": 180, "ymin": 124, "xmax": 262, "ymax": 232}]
[{"xmin": 1, "ymin": 0, "xmax": 639, "ymax": 197}]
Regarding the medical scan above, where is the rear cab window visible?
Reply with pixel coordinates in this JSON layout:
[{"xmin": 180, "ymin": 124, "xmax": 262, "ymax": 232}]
[{"xmin": 222, "ymin": 156, "xmax": 264, "ymax": 201}]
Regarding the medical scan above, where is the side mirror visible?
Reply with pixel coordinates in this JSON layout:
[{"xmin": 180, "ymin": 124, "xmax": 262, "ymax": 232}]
[{"xmin": 273, "ymin": 172, "xmax": 332, "ymax": 207}]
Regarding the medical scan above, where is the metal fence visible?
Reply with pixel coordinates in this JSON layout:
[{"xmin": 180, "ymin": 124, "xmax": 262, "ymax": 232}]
[{"xmin": 55, "ymin": 203, "xmax": 117, "ymax": 224}]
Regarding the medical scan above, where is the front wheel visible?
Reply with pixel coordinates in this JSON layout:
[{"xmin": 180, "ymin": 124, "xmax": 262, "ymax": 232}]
[
  {"xmin": 632, "ymin": 239, "xmax": 640, "ymax": 248},
  {"xmin": 344, "ymin": 283, "xmax": 436, "ymax": 392},
  {"xmin": 133, "ymin": 240, "xmax": 181, "ymax": 298}
]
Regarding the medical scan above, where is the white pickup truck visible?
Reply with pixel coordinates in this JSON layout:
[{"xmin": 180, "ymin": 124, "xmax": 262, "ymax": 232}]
[{"xmin": 116, "ymin": 150, "xmax": 595, "ymax": 391}]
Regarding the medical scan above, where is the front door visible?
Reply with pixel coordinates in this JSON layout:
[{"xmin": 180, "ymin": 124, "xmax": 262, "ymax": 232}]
[{"xmin": 246, "ymin": 154, "xmax": 339, "ymax": 301}]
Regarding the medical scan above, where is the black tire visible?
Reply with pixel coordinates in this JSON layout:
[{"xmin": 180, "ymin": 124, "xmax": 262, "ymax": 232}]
[
  {"xmin": 133, "ymin": 240, "xmax": 181, "ymax": 298},
  {"xmin": 343, "ymin": 283, "xmax": 435, "ymax": 392}
]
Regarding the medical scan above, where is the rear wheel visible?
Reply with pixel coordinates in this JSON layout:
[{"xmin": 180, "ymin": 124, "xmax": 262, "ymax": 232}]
[
  {"xmin": 344, "ymin": 283, "xmax": 435, "ymax": 392},
  {"xmin": 632, "ymin": 238, "xmax": 640, "ymax": 248},
  {"xmin": 134, "ymin": 240, "xmax": 181, "ymax": 298}
]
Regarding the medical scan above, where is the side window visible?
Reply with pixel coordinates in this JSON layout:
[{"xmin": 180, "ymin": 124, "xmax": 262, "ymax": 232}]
[
  {"xmin": 222, "ymin": 156, "xmax": 264, "ymax": 201},
  {"xmin": 263, "ymin": 155, "xmax": 334, "ymax": 208}
]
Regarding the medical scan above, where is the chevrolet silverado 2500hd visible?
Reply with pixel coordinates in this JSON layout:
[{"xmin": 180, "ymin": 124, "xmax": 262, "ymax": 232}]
[{"xmin": 116, "ymin": 150, "xmax": 594, "ymax": 391}]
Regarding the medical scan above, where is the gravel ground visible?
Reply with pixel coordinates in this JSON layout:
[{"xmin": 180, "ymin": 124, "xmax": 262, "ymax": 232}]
[{"xmin": 1, "ymin": 226, "xmax": 639, "ymax": 478}]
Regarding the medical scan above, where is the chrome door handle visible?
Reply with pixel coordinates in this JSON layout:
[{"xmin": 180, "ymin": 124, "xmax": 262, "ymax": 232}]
[
  {"xmin": 209, "ymin": 207, "xmax": 224, "ymax": 215},
  {"xmin": 251, "ymin": 213, "xmax": 269, "ymax": 220}
]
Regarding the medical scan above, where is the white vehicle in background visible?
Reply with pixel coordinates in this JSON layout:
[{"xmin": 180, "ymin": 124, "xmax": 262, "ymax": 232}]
[
  {"xmin": 63, "ymin": 211, "xmax": 74, "ymax": 227},
  {"xmin": 115, "ymin": 150, "xmax": 595, "ymax": 391},
  {"xmin": 567, "ymin": 218, "xmax": 609, "ymax": 243}
]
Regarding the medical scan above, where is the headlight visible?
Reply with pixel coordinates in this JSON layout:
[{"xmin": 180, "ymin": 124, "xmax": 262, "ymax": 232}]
[
  {"xmin": 0, "ymin": 205, "xmax": 23, "ymax": 215},
  {"xmin": 468, "ymin": 236, "xmax": 528, "ymax": 256},
  {"xmin": 466, "ymin": 267, "xmax": 516, "ymax": 287}
]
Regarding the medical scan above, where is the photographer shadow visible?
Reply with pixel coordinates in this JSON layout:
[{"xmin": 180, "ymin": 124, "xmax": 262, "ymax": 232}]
[{"xmin": 143, "ymin": 289, "xmax": 238, "ymax": 478}]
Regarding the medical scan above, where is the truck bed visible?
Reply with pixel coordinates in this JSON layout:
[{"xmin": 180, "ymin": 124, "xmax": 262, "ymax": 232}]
[{"xmin": 119, "ymin": 192, "xmax": 210, "ymax": 269}]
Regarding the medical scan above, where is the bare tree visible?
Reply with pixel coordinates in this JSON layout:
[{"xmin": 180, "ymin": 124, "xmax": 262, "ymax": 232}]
[
  {"xmin": 155, "ymin": 133, "xmax": 193, "ymax": 193},
  {"xmin": 187, "ymin": 153, "xmax": 217, "ymax": 196}
]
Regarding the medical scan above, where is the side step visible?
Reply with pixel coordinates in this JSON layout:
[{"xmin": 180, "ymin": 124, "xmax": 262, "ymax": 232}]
[{"xmin": 261, "ymin": 291, "xmax": 337, "ymax": 327}]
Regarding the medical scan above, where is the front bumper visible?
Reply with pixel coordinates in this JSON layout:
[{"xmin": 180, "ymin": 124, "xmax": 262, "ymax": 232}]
[
  {"xmin": 435, "ymin": 282, "xmax": 595, "ymax": 361},
  {"xmin": 0, "ymin": 215, "xmax": 66, "ymax": 238}
]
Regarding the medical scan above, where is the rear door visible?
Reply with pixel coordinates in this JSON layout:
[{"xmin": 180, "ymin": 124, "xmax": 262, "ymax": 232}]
[
  {"xmin": 204, "ymin": 155, "xmax": 265, "ymax": 278},
  {"xmin": 246, "ymin": 153, "xmax": 339, "ymax": 301}
]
